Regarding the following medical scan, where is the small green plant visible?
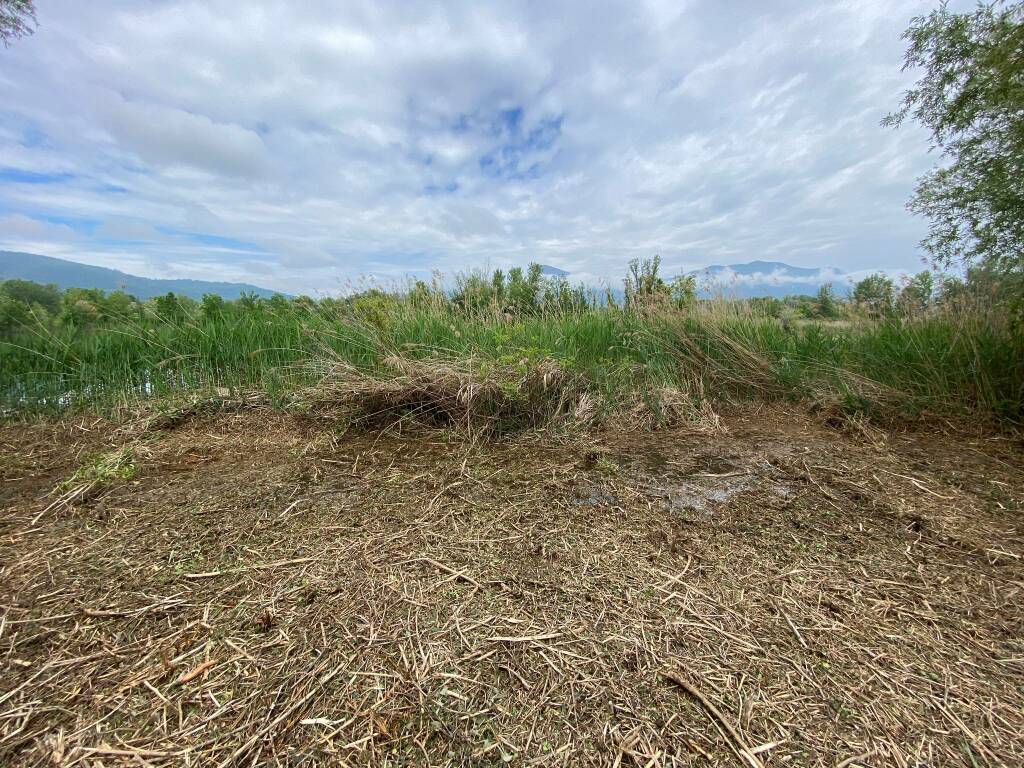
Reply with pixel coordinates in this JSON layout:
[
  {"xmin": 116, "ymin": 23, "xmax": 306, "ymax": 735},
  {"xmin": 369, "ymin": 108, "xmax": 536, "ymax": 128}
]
[{"xmin": 60, "ymin": 446, "xmax": 136, "ymax": 493}]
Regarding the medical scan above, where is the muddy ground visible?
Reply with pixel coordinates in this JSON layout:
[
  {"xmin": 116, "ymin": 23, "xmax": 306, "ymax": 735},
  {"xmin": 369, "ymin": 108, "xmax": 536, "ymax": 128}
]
[{"xmin": 1, "ymin": 407, "xmax": 1022, "ymax": 767}]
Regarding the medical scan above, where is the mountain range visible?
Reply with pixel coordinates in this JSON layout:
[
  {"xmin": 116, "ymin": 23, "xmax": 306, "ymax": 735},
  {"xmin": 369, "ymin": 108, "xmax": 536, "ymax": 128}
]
[
  {"xmin": 0, "ymin": 251, "xmax": 852, "ymax": 301},
  {"xmin": 688, "ymin": 260, "xmax": 851, "ymax": 298},
  {"xmin": 0, "ymin": 251, "xmax": 283, "ymax": 301}
]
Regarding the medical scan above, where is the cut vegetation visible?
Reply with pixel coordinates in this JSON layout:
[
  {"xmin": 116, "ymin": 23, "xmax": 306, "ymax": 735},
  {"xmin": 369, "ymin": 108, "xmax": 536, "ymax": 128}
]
[{"xmin": 1, "ymin": 406, "xmax": 1021, "ymax": 765}]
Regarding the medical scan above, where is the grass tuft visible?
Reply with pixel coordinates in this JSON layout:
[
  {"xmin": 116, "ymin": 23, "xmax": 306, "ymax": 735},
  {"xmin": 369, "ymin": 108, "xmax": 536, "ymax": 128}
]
[{"xmin": 59, "ymin": 446, "xmax": 136, "ymax": 493}]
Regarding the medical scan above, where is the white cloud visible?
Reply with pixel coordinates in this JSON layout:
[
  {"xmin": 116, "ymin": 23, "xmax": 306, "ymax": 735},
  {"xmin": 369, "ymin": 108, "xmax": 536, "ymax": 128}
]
[
  {"xmin": 1, "ymin": 213, "xmax": 78, "ymax": 241},
  {"xmin": 95, "ymin": 93, "xmax": 270, "ymax": 178},
  {"xmin": 0, "ymin": 0, "xmax": 957, "ymax": 295},
  {"xmin": 94, "ymin": 218, "xmax": 162, "ymax": 241},
  {"xmin": 701, "ymin": 266, "xmax": 850, "ymax": 287}
]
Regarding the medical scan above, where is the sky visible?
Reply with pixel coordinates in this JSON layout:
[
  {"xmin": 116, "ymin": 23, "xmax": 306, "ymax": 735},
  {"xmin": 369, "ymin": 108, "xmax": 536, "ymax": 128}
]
[{"xmin": 0, "ymin": 0, "xmax": 959, "ymax": 295}]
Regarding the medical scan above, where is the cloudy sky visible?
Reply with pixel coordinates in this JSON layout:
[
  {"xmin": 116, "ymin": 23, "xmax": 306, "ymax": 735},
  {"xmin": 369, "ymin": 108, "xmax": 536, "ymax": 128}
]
[{"xmin": 0, "ymin": 0, "xmax": 955, "ymax": 294}]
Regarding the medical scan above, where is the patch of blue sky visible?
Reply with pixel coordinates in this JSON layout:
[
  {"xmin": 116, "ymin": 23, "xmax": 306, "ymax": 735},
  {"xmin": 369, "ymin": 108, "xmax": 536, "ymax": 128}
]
[
  {"xmin": 187, "ymin": 232, "xmax": 262, "ymax": 250},
  {"xmin": 161, "ymin": 229, "xmax": 270, "ymax": 255},
  {"xmin": 478, "ymin": 113, "xmax": 563, "ymax": 180},
  {"xmin": 20, "ymin": 126, "xmax": 48, "ymax": 148},
  {"xmin": 0, "ymin": 168, "xmax": 75, "ymax": 184},
  {"xmin": 0, "ymin": 115, "xmax": 48, "ymax": 148},
  {"xmin": 451, "ymin": 106, "xmax": 524, "ymax": 137},
  {"xmin": 497, "ymin": 107, "xmax": 523, "ymax": 134},
  {"xmin": 40, "ymin": 213, "xmax": 99, "ymax": 233},
  {"xmin": 92, "ymin": 237, "xmax": 146, "ymax": 248},
  {"xmin": 423, "ymin": 180, "xmax": 459, "ymax": 195}
]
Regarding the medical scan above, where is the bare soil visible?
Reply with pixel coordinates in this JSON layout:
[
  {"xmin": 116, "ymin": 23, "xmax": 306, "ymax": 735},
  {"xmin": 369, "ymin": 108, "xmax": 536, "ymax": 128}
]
[{"xmin": 1, "ymin": 407, "xmax": 1022, "ymax": 767}]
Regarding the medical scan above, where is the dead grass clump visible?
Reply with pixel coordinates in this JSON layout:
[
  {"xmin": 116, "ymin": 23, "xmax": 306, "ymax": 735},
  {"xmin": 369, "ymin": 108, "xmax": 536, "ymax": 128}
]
[
  {"xmin": 304, "ymin": 354, "xmax": 589, "ymax": 436},
  {"xmin": 618, "ymin": 386, "xmax": 727, "ymax": 434},
  {"xmin": 816, "ymin": 406, "xmax": 890, "ymax": 448},
  {"xmin": 131, "ymin": 389, "xmax": 267, "ymax": 432}
]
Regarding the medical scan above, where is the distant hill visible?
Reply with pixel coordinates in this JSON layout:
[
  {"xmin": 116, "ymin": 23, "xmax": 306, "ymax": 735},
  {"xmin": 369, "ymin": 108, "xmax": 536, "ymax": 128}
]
[
  {"xmin": 538, "ymin": 264, "xmax": 569, "ymax": 277},
  {"xmin": 688, "ymin": 260, "xmax": 850, "ymax": 298},
  {"xmin": 0, "ymin": 251, "xmax": 284, "ymax": 301},
  {"xmin": 538, "ymin": 260, "xmax": 851, "ymax": 300}
]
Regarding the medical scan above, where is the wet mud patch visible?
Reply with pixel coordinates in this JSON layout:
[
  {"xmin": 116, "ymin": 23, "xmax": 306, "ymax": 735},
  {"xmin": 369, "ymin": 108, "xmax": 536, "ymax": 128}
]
[{"xmin": 616, "ymin": 443, "xmax": 793, "ymax": 522}]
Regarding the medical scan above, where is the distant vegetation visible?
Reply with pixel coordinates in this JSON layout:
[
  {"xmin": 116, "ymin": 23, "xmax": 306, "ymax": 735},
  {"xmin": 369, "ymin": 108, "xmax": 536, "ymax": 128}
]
[{"xmin": 1, "ymin": 259, "xmax": 1021, "ymax": 427}]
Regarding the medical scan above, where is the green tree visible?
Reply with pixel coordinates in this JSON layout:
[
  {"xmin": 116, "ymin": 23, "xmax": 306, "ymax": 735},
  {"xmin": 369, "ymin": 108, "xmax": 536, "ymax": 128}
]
[
  {"xmin": 936, "ymin": 274, "xmax": 968, "ymax": 307},
  {"xmin": 505, "ymin": 264, "xmax": 542, "ymax": 314},
  {"xmin": 201, "ymin": 293, "xmax": 227, "ymax": 319},
  {"xmin": 813, "ymin": 283, "xmax": 841, "ymax": 319},
  {"xmin": 749, "ymin": 296, "xmax": 784, "ymax": 318},
  {"xmin": 669, "ymin": 274, "xmax": 696, "ymax": 310},
  {"xmin": 1, "ymin": 0, "xmax": 35, "ymax": 47},
  {"xmin": 853, "ymin": 273, "xmax": 895, "ymax": 318},
  {"xmin": 540, "ymin": 277, "xmax": 589, "ymax": 314},
  {"xmin": 59, "ymin": 289, "xmax": 103, "ymax": 329},
  {"xmin": 350, "ymin": 289, "xmax": 399, "ymax": 330},
  {"xmin": 624, "ymin": 256, "xmax": 670, "ymax": 309},
  {"xmin": 898, "ymin": 270, "xmax": 935, "ymax": 315},
  {"xmin": 238, "ymin": 292, "xmax": 261, "ymax": 312},
  {"xmin": 267, "ymin": 293, "xmax": 290, "ymax": 312},
  {"xmin": 453, "ymin": 273, "xmax": 495, "ymax": 314},
  {"xmin": 884, "ymin": 2, "xmax": 1024, "ymax": 274},
  {"xmin": 491, "ymin": 269, "xmax": 506, "ymax": 304},
  {"xmin": 0, "ymin": 279, "xmax": 61, "ymax": 313},
  {"xmin": 406, "ymin": 280, "xmax": 438, "ymax": 310},
  {"xmin": 100, "ymin": 290, "xmax": 139, "ymax": 322},
  {"xmin": 0, "ymin": 294, "xmax": 34, "ymax": 334},
  {"xmin": 152, "ymin": 292, "xmax": 187, "ymax": 323},
  {"xmin": 964, "ymin": 262, "xmax": 1024, "ymax": 320}
]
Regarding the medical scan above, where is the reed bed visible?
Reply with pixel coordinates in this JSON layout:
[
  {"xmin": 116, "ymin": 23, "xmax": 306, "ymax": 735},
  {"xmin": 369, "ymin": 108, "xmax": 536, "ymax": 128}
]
[{"xmin": 1, "ymin": 293, "xmax": 1021, "ymax": 427}]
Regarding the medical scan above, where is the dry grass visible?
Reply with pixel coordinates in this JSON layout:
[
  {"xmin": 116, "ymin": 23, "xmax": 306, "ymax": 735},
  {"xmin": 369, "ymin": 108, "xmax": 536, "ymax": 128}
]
[
  {"xmin": 0, "ymin": 406, "xmax": 1022, "ymax": 766},
  {"xmin": 614, "ymin": 384, "xmax": 726, "ymax": 435},
  {"xmin": 304, "ymin": 355, "xmax": 591, "ymax": 436}
]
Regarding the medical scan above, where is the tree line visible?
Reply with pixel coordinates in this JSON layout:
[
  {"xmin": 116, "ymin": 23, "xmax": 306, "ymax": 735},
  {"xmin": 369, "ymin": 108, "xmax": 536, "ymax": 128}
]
[{"xmin": 1, "ymin": 259, "xmax": 1013, "ymax": 338}]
